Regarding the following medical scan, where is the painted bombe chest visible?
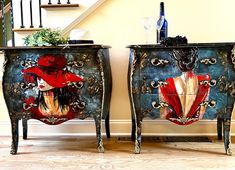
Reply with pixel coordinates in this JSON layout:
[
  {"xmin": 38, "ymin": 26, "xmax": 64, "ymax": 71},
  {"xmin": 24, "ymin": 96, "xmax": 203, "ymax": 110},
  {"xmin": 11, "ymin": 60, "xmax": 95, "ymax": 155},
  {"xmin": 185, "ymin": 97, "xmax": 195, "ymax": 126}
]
[
  {"xmin": 128, "ymin": 43, "xmax": 235, "ymax": 155},
  {"xmin": 1, "ymin": 45, "xmax": 112, "ymax": 154}
]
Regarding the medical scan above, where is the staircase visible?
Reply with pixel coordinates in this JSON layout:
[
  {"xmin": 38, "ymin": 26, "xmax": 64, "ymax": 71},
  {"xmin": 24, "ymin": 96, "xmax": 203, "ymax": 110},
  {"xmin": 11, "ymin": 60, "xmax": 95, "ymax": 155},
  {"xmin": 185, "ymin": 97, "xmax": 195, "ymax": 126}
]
[
  {"xmin": 0, "ymin": 0, "xmax": 11, "ymax": 46},
  {"xmin": 1, "ymin": 0, "xmax": 107, "ymax": 46}
]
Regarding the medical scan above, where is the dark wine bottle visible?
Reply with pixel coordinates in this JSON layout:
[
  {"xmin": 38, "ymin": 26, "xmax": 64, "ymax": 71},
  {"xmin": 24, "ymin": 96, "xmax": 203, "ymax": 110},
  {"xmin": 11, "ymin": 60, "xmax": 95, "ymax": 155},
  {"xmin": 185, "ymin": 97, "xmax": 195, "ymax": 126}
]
[{"xmin": 156, "ymin": 2, "xmax": 168, "ymax": 43}]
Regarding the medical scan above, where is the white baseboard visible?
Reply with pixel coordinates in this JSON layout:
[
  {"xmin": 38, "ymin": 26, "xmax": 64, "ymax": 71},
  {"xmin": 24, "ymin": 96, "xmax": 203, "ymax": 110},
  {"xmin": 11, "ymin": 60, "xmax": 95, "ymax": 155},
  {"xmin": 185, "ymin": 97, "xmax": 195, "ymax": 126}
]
[{"xmin": 1, "ymin": 119, "xmax": 235, "ymax": 137}]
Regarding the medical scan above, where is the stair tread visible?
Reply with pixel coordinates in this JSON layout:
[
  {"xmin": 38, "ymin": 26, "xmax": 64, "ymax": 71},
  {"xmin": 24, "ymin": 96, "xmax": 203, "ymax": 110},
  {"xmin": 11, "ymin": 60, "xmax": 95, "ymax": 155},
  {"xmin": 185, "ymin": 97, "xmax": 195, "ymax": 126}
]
[{"xmin": 40, "ymin": 4, "xmax": 79, "ymax": 8}]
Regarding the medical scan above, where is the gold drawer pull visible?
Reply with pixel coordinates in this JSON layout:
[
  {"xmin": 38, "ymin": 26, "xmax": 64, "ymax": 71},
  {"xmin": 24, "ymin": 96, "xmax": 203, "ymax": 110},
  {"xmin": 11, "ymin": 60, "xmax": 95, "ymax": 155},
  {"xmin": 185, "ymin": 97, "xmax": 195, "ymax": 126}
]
[
  {"xmin": 20, "ymin": 82, "xmax": 36, "ymax": 90},
  {"xmin": 199, "ymin": 79, "xmax": 217, "ymax": 87},
  {"xmin": 200, "ymin": 58, "xmax": 217, "ymax": 65},
  {"xmin": 200, "ymin": 100, "xmax": 216, "ymax": 107},
  {"xmin": 70, "ymin": 101, "xmax": 86, "ymax": 109},
  {"xmin": 151, "ymin": 58, "xmax": 169, "ymax": 67},
  {"xmin": 20, "ymin": 59, "xmax": 37, "ymax": 68},
  {"xmin": 152, "ymin": 101, "xmax": 169, "ymax": 109},
  {"xmin": 23, "ymin": 103, "xmax": 37, "ymax": 110},
  {"xmin": 67, "ymin": 61, "xmax": 84, "ymax": 68},
  {"xmin": 151, "ymin": 80, "xmax": 168, "ymax": 88},
  {"xmin": 68, "ymin": 81, "xmax": 84, "ymax": 88}
]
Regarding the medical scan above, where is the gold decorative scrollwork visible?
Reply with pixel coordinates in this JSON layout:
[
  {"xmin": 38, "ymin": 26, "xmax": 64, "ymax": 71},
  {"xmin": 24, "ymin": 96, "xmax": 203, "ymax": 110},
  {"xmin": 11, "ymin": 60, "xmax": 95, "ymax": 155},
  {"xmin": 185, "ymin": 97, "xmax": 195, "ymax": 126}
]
[
  {"xmin": 40, "ymin": 117, "xmax": 68, "ymax": 124},
  {"xmin": 217, "ymin": 76, "xmax": 235, "ymax": 97},
  {"xmin": 141, "ymin": 52, "xmax": 148, "ymax": 59},
  {"xmin": 87, "ymin": 76, "xmax": 102, "ymax": 95},
  {"xmin": 218, "ymin": 51, "xmax": 228, "ymax": 67},
  {"xmin": 21, "ymin": 112, "xmax": 32, "ymax": 119},
  {"xmin": 169, "ymin": 117, "xmax": 199, "ymax": 124},
  {"xmin": 231, "ymin": 45, "xmax": 235, "ymax": 69},
  {"xmin": 5, "ymin": 83, "xmax": 23, "ymax": 96},
  {"xmin": 140, "ymin": 52, "xmax": 148, "ymax": 69},
  {"xmin": 140, "ymin": 78, "xmax": 151, "ymax": 93}
]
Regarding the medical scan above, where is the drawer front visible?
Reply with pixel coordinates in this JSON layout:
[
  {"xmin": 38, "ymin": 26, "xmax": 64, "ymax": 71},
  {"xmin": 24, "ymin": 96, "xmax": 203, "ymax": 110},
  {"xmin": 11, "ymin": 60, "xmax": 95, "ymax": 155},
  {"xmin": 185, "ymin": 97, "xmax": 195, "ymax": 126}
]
[
  {"xmin": 66, "ymin": 51, "xmax": 100, "ymax": 74},
  {"xmin": 140, "ymin": 73, "xmax": 181, "ymax": 94},
  {"xmin": 195, "ymin": 49, "xmax": 229, "ymax": 75},
  {"xmin": 140, "ymin": 72, "xmax": 216, "ymax": 96},
  {"xmin": 139, "ymin": 49, "xmax": 181, "ymax": 94},
  {"xmin": 140, "ymin": 94, "xmax": 160, "ymax": 119},
  {"xmin": 139, "ymin": 50, "xmax": 181, "ymax": 74},
  {"xmin": 140, "ymin": 92, "xmax": 227, "ymax": 123},
  {"xmin": 195, "ymin": 49, "xmax": 229, "ymax": 93},
  {"xmin": 202, "ymin": 93, "xmax": 227, "ymax": 119},
  {"xmin": 139, "ymin": 49, "xmax": 226, "ymax": 95}
]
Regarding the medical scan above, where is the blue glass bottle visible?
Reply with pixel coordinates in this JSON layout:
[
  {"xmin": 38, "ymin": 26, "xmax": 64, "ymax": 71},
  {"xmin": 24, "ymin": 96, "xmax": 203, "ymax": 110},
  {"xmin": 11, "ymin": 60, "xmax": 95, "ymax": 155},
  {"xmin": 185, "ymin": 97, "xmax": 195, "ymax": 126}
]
[{"xmin": 156, "ymin": 2, "xmax": 168, "ymax": 43}]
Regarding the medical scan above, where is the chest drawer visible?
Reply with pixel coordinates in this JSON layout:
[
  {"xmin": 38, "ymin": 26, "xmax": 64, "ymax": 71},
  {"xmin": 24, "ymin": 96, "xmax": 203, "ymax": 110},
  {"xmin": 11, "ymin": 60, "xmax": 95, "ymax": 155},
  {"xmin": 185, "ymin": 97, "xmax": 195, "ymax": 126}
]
[
  {"xmin": 140, "ymin": 73, "xmax": 180, "ymax": 94},
  {"xmin": 195, "ymin": 49, "xmax": 228, "ymax": 77},
  {"xmin": 139, "ymin": 50, "xmax": 181, "ymax": 74},
  {"xmin": 140, "ymin": 92, "xmax": 227, "ymax": 121},
  {"xmin": 66, "ymin": 51, "xmax": 101, "ymax": 74},
  {"xmin": 195, "ymin": 49, "xmax": 230, "ymax": 94}
]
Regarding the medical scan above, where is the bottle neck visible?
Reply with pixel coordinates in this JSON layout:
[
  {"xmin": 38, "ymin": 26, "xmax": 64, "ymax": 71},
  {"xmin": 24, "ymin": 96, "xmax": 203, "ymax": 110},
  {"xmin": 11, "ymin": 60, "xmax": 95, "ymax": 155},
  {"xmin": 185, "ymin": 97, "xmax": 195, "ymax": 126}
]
[{"xmin": 160, "ymin": 2, "xmax": 165, "ymax": 16}]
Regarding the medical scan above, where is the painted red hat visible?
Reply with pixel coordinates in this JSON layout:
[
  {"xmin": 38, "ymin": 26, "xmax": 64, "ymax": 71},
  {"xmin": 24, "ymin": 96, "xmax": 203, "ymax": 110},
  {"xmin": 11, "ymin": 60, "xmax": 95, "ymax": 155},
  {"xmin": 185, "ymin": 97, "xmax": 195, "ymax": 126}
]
[{"xmin": 22, "ymin": 54, "xmax": 83, "ymax": 88}]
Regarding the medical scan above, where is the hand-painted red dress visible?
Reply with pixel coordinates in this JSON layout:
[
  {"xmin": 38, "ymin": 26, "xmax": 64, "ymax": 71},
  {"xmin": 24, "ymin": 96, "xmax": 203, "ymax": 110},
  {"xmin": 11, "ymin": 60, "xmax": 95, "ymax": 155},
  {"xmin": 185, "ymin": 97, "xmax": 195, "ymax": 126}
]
[
  {"xmin": 23, "ymin": 92, "xmax": 75, "ymax": 125},
  {"xmin": 159, "ymin": 71, "xmax": 211, "ymax": 125}
]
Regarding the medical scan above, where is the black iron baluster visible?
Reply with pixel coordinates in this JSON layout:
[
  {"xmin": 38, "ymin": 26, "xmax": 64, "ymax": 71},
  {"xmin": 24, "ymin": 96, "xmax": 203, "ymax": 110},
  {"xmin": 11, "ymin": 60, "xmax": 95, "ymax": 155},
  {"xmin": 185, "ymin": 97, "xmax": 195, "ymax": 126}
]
[
  {"xmin": 39, "ymin": 0, "xmax": 42, "ymax": 28},
  {"xmin": 10, "ymin": 0, "xmax": 15, "ymax": 46},
  {"xmin": 29, "ymin": 0, "xmax": 33, "ymax": 28},
  {"xmin": 48, "ymin": 0, "xmax": 52, "ymax": 5},
  {"xmin": 1, "ymin": 0, "xmax": 7, "ymax": 46},
  {"xmin": 20, "ymin": 0, "xmax": 24, "ymax": 28},
  {"xmin": 67, "ymin": 0, "xmax": 70, "ymax": 4},
  {"xmin": 57, "ymin": 0, "xmax": 61, "ymax": 4}
]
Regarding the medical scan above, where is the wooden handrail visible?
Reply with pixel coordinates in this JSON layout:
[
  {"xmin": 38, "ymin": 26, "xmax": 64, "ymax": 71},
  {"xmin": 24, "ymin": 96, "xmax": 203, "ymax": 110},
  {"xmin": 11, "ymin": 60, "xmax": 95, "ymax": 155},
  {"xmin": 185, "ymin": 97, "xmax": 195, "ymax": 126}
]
[{"xmin": 0, "ymin": 2, "xmax": 11, "ymax": 18}]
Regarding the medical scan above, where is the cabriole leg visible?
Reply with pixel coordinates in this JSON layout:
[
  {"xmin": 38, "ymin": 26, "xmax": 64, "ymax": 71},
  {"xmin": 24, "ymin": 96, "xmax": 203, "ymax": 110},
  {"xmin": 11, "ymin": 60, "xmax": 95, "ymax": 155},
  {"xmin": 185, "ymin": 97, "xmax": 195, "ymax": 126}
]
[
  {"xmin": 217, "ymin": 117, "xmax": 223, "ymax": 140},
  {"xmin": 105, "ymin": 113, "xmax": 110, "ymax": 138},
  {"xmin": 134, "ymin": 118, "xmax": 142, "ymax": 154},
  {"xmin": 223, "ymin": 118, "xmax": 232, "ymax": 156},
  {"xmin": 131, "ymin": 116, "xmax": 136, "ymax": 141},
  {"xmin": 22, "ymin": 119, "xmax": 28, "ymax": 140},
  {"xmin": 94, "ymin": 115, "xmax": 104, "ymax": 153},
  {"xmin": 10, "ymin": 118, "xmax": 19, "ymax": 155}
]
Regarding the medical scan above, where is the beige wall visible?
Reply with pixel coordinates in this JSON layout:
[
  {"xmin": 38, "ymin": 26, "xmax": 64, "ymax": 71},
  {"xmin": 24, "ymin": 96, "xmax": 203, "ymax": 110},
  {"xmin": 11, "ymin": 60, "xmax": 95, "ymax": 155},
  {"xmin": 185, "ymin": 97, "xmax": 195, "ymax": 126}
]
[
  {"xmin": 1, "ymin": 0, "xmax": 235, "ymax": 135},
  {"xmin": 0, "ymin": 54, "xmax": 8, "ymax": 120}
]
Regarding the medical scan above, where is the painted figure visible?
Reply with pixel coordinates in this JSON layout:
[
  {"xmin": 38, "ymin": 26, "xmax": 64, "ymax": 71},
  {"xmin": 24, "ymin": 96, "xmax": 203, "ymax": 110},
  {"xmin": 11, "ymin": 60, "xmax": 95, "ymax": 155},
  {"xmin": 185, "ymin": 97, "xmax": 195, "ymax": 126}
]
[
  {"xmin": 159, "ymin": 48, "xmax": 212, "ymax": 125},
  {"xmin": 22, "ymin": 54, "xmax": 83, "ymax": 124}
]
